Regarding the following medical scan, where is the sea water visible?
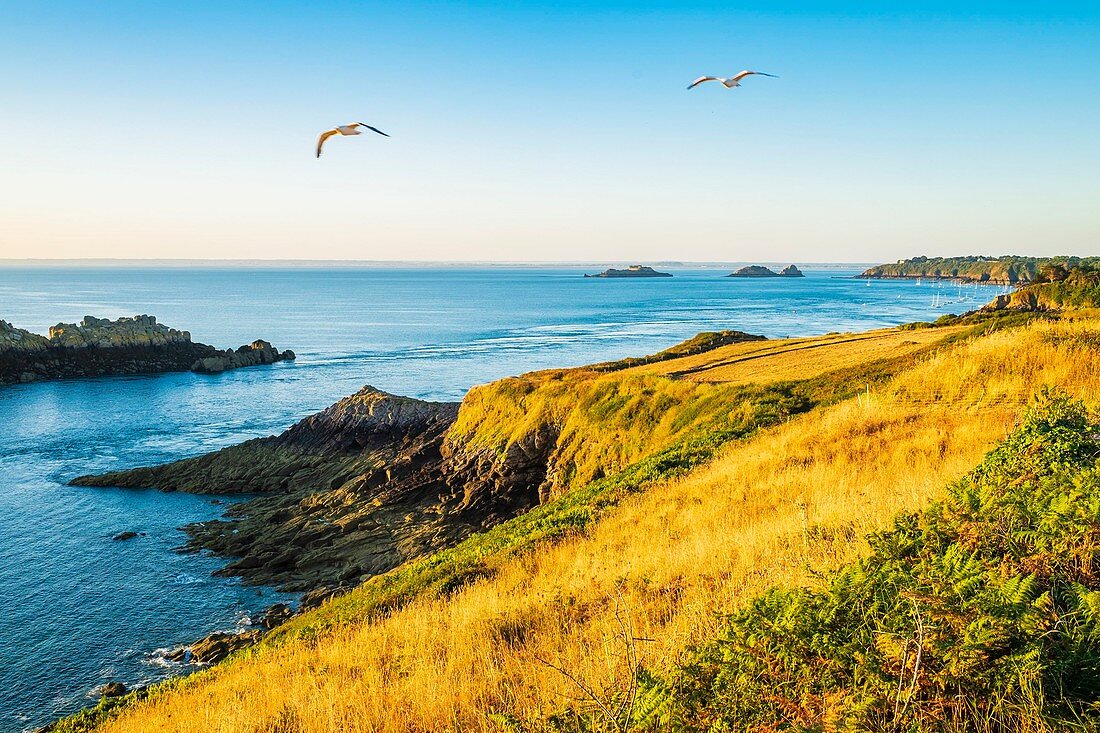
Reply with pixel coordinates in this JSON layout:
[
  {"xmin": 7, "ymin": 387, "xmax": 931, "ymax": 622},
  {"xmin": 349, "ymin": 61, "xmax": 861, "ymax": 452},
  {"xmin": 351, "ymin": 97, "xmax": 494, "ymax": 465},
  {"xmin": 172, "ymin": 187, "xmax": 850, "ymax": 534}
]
[{"xmin": 0, "ymin": 265, "xmax": 1000, "ymax": 730}]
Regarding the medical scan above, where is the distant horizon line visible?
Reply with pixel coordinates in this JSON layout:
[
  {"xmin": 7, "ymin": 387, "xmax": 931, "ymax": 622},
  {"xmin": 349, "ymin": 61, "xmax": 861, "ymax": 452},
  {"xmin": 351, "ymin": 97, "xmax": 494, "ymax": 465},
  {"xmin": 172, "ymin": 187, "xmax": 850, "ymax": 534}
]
[{"xmin": 0, "ymin": 258, "xmax": 879, "ymax": 269}]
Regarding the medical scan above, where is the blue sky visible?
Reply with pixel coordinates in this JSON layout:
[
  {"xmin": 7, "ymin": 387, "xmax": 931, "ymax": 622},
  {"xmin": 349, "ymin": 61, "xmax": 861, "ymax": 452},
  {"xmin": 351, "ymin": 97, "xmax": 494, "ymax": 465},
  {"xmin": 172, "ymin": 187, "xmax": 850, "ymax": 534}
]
[{"xmin": 1, "ymin": 1, "xmax": 1097, "ymax": 262}]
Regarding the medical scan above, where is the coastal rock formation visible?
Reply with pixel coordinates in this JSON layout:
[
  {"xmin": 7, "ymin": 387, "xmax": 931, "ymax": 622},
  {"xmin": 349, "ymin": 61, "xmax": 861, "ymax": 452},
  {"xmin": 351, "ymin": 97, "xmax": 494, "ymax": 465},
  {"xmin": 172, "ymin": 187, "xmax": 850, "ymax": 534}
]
[
  {"xmin": 0, "ymin": 320, "xmax": 50, "ymax": 353},
  {"xmin": 72, "ymin": 386, "xmax": 547, "ymax": 593},
  {"xmin": 980, "ymin": 265, "xmax": 1100, "ymax": 312},
  {"xmin": 98, "ymin": 682, "xmax": 127, "ymax": 698},
  {"xmin": 584, "ymin": 265, "xmax": 673, "ymax": 278},
  {"xmin": 191, "ymin": 340, "xmax": 295, "ymax": 374},
  {"xmin": 727, "ymin": 264, "xmax": 805, "ymax": 278},
  {"xmin": 0, "ymin": 315, "xmax": 294, "ymax": 386},
  {"xmin": 69, "ymin": 328, "xmax": 773, "ymax": 598},
  {"xmin": 165, "ymin": 630, "xmax": 262, "ymax": 665}
]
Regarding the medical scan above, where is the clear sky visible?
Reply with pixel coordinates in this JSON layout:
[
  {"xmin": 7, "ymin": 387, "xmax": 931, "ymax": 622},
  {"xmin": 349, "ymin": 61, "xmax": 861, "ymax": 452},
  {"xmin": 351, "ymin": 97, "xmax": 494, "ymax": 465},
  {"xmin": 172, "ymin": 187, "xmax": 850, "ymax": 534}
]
[{"xmin": 1, "ymin": 1, "xmax": 1097, "ymax": 263}]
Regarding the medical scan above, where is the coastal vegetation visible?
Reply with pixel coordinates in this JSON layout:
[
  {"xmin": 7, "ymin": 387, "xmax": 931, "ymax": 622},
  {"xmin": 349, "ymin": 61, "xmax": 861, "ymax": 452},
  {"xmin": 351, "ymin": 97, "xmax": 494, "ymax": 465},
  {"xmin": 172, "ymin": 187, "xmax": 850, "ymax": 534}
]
[
  {"xmin": 584, "ymin": 266, "xmax": 673, "ymax": 278},
  {"xmin": 861, "ymin": 255, "xmax": 1100, "ymax": 284},
  {"xmin": 51, "ymin": 280, "xmax": 1100, "ymax": 732}
]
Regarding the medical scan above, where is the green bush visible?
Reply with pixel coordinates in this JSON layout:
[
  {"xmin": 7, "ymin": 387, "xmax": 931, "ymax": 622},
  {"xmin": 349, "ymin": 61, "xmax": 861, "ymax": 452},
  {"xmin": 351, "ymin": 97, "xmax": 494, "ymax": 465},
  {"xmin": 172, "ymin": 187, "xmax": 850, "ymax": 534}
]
[{"xmin": 676, "ymin": 392, "xmax": 1100, "ymax": 732}]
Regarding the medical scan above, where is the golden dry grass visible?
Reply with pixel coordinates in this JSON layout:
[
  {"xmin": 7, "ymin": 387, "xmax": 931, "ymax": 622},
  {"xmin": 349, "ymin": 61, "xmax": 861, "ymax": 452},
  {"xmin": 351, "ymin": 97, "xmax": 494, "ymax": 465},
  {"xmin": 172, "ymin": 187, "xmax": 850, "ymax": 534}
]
[
  {"xmin": 447, "ymin": 325, "xmax": 964, "ymax": 497},
  {"xmin": 632, "ymin": 325, "xmax": 966, "ymax": 384},
  {"xmin": 93, "ymin": 317, "xmax": 1100, "ymax": 733}
]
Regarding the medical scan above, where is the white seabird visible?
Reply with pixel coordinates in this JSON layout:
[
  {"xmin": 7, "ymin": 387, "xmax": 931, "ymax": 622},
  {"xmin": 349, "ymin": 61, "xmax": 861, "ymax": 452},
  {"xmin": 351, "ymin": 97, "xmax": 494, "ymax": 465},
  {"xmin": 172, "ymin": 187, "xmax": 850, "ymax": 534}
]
[
  {"xmin": 687, "ymin": 70, "xmax": 778, "ymax": 90},
  {"xmin": 316, "ymin": 122, "xmax": 390, "ymax": 158}
]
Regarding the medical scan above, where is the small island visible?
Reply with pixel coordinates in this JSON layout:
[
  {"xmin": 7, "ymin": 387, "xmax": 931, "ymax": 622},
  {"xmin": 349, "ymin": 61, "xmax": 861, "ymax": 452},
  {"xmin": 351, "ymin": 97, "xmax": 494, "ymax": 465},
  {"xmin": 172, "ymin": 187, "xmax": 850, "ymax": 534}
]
[
  {"xmin": 0, "ymin": 315, "xmax": 294, "ymax": 386},
  {"xmin": 584, "ymin": 265, "xmax": 673, "ymax": 278},
  {"xmin": 727, "ymin": 264, "xmax": 805, "ymax": 278}
]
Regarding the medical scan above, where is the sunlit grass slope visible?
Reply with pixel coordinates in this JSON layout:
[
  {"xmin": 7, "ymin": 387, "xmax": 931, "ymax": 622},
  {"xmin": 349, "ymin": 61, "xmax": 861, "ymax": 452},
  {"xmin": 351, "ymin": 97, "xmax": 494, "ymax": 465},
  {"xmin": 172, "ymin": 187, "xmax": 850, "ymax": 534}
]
[
  {"xmin": 448, "ymin": 325, "xmax": 966, "ymax": 498},
  {"xmin": 68, "ymin": 317, "xmax": 1100, "ymax": 733},
  {"xmin": 634, "ymin": 326, "xmax": 966, "ymax": 385},
  {"xmin": 677, "ymin": 394, "xmax": 1100, "ymax": 732}
]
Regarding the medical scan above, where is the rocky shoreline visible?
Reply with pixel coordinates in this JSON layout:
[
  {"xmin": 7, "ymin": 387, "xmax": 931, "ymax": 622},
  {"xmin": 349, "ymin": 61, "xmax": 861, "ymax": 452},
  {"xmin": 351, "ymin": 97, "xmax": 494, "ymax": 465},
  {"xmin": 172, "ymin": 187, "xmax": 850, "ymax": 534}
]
[
  {"xmin": 71, "ymin": 385, "xmax": 555, "ymax": 600},
  {"xmin": 0, "ymin": 315, "xmax": 294, "ymax": 386}
]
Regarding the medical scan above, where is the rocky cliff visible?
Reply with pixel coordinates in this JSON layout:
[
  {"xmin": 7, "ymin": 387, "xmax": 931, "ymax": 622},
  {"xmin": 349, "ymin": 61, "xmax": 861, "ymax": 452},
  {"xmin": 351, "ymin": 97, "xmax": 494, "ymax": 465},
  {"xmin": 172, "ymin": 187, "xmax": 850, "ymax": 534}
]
[
  {"xmin": 68, "ymin": 328, "xmax": 768, "ymax": 599},
  {"xmin": 72, "ymin": 386, "xmax": 553, "ymax": 597},
  {"xmin": 0, "ymin": 315, "xmax": 294, "ymax": 385}
]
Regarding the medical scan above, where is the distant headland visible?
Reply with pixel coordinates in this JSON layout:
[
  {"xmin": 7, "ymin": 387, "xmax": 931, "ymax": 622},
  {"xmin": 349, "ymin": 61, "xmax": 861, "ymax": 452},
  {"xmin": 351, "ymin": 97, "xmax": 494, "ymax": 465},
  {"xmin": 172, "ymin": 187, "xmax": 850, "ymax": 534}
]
[
  {"xmin": 584, "ymin": 265, "xmax": 673, "ymax": 278},
  {"xmin": 0, "ymin": 315, "xmax": 294, "ymax": 386},
  {"xmin": 860, "ymin": 255, "xmax": 1100, "ymax": 285},
  {"xmin": 727, "ymin": 264, "xmax": 804, "ymax": 278}
]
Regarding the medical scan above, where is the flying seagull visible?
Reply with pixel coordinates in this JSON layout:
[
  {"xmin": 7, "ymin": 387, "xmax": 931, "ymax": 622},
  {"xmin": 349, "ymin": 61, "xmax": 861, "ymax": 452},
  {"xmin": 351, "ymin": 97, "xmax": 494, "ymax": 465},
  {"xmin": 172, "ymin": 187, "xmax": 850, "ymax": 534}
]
[
  {"xmin": 687, "ymin": 70, "xmax": 778, "ymax": 90},
  {"xmin": 316, "ymin": 122, "xmax": 389, "ymax": 158}
]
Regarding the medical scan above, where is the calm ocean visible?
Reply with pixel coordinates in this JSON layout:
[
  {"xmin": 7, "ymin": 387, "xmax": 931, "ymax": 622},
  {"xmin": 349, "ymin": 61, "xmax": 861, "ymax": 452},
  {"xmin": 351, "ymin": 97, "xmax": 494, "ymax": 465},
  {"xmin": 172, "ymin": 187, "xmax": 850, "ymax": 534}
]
[{"xmin": 0, "ymin": 265, "xmax": 1001, "ymax": 730}]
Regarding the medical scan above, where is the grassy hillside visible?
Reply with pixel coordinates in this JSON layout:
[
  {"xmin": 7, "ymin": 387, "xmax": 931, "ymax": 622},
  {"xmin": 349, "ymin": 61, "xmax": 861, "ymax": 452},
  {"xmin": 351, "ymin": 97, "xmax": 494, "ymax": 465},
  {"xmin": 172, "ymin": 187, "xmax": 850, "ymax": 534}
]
[
  {"xmin": 54, "ymin": 312, "xmax": 1100, "ymax": 733},
  {"xmin": 675, "ymin": 394, "xmax": 1100, "ymax": 732},
  {"xmin": 861, "ymin": 255, "xmax": 1100, "ymax": 284},
  {"xmin": 986, "ymin": 266, "xmax": 1100, "ymax": 312}
]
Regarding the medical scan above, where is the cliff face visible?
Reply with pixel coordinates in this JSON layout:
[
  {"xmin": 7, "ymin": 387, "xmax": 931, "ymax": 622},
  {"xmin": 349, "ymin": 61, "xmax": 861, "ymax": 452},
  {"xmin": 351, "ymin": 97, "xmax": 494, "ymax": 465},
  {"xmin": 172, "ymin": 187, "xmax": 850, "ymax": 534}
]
[
  {"xmin": 72, "ymin": 386, "xmax": 555, "ymax": 595},
  {"xmin": 0, "ymin": 315, "xmax": 294, "ymax": 386},
  {"xmin": 981, "ymin": 267, "xmax": 1100, "ymax": 312},
  {"xmin": 69, "ymin": 330, "xmax": 777, "ymax": 597}
]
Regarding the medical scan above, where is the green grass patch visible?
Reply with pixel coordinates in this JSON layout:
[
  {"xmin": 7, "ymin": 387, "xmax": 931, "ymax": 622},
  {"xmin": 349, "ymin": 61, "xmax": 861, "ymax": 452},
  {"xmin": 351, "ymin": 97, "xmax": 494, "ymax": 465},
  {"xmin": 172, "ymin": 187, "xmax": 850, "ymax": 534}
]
[{"xmin": 669, "ymin": 391, "xmax": 1100, "ymax": 732}]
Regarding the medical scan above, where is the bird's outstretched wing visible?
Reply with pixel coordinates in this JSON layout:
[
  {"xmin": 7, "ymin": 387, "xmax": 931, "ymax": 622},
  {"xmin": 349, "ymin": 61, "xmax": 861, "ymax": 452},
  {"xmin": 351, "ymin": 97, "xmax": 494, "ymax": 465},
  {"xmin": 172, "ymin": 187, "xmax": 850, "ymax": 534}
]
[
  {"xmin": 355, "ymin": 122, "xmax": 390, "ymax": 137},
  {"xmin": 733, "ymin": 70, "xmax": 778, "ymax": 81},
  {"xmin": 687, "ymin": 76, "xmax": 722, "ymax": 89},
  {"xmin": 316, "ymin": 129, "xmax": 339, "ymax": 158}
]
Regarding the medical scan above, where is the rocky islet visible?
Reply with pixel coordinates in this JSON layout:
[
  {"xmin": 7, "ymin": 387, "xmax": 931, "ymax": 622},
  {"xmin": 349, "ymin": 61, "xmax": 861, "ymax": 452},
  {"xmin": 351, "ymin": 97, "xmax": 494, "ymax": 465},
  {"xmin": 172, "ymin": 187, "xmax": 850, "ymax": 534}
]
[{"xmin": 0, "ymin": 315, "xmax": 294, "ymax": 385}]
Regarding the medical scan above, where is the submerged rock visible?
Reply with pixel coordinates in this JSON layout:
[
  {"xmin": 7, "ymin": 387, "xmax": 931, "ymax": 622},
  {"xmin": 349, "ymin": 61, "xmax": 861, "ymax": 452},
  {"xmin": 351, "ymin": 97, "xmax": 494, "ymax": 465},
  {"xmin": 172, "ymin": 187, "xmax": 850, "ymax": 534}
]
[{"xmin": 111, "ymin": 531, "xmax": 138, "ymax": 541}]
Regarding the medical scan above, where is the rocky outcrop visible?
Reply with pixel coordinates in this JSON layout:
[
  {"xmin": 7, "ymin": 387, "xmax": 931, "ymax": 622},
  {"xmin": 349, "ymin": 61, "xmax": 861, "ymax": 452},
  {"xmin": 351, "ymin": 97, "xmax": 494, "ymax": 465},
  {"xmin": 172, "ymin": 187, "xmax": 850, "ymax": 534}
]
[
  {"xmin": 69, "ymin": 323, "xmax": 766, "ymax": 596},
  {"xmin": 0, "ymin": 315, "xmax": 293, "ymax": 386},
  {"xmin": 191, "ymin": 340, "xmax": 295, "ymax": 374},
  {"xmin": 584, "ymin": 265, "xmax": 673, "ymax": 278},
  {"xmin": 165, "ymin": 630, "xmax": 262, "ymax": 665},
  {"xmin": 98, "ymin": 682, "xmax": 127, "ymax": 698},
  {"xmin": 72, "ymin": 386, "xmax": 552, "ymax": 593},
  {"xmin": 728, "ymin": 265, "xmax": 804, "ymax": 278}
]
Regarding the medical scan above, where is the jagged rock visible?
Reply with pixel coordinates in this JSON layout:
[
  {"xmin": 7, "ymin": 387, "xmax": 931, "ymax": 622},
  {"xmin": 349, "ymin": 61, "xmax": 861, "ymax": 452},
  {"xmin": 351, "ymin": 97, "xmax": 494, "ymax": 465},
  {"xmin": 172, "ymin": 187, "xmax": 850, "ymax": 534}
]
[
  {"xmin": 165, "ymin": 630, "xmax": 261, "ymax": 665},
  {"xmin": 778, "ymin": 265, "xmax": 805, "ymax": 277},
  {"xmin": 0, "ymin": 315, "xmax": 293, "ymax": 386},
  {"xmin": 190, "ymin": 340, "xmax": 295, "ymax": 374},
  {"xmin": 259, "ymin": 603, "xmax": 294, "ymax": 629},
  {"xmin": 99, "ymin": 681, "xmax": 127, "ymax": 698}
]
